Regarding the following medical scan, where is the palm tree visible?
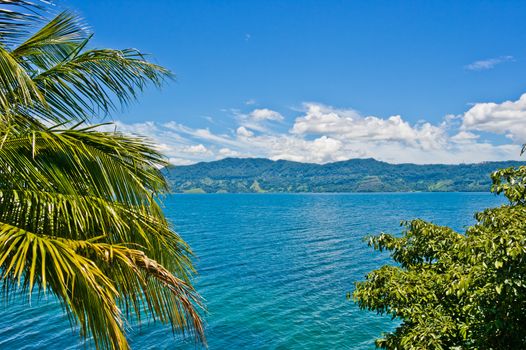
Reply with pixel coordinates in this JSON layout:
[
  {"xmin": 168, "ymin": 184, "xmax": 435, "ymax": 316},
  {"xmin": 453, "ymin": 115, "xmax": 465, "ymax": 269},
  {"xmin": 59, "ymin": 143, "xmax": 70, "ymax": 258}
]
[{"xmin": 0, "ymin": 1, "xmax": 205, "ymax": 349}]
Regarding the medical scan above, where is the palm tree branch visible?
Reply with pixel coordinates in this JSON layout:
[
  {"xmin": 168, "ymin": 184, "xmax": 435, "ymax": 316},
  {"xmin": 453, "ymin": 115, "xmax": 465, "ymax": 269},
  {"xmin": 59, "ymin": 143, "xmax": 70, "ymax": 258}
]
[
  {"xmin": 12, "ymin": 11, "xmax": 88, "ymax": 69},
  {"xmin": 0, "ymin": 187, "xmax": 194, "ymax": 277},
  {"xmin": 0, "ymin": 45, "xmax": 44, "ymax": 112},
  {"xmin": 0, "ymin": 220, "xmax": 128, "ymax": 350},
  {"xmin": 0, "ymin": 1, "xmax": 45, "ymax": 47},
  {"xmin": 30, "ymin": 48, "xmax": 172, "ymax": 122},
  {"xmin": 70, "ymin": 240, "xmax": 206, "ymax": 344},
  {"xmin": 0, "ymin": 125, "xmax": 168, "ymax": 204}
]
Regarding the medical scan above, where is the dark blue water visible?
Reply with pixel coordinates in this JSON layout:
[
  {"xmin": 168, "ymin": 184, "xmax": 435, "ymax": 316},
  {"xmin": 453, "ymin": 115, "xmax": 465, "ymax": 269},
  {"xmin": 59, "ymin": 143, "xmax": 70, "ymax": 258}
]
[{"xmin": 0, "ymin": 193, "xmax": 506, "ymax": 349}]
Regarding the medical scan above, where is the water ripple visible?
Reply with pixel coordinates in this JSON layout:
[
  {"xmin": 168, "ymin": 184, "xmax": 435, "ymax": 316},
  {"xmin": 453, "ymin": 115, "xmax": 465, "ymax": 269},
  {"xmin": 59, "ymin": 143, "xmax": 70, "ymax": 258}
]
[{"xmin": 0, "ymin": 193, "xmax": 505, "ymax": 349}]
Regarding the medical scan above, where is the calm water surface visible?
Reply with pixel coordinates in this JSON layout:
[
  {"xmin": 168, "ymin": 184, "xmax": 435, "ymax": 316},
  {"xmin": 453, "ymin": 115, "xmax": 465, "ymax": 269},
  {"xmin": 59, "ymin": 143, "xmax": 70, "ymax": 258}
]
[{"xmin": 0, "ymin": 193, "xmax": 506, "ymax": 349}]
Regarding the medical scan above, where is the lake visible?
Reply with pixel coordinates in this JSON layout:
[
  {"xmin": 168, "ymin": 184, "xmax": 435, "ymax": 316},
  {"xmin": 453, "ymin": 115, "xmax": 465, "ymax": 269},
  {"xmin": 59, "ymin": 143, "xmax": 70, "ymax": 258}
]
[{"xmin": 0, "ymin": 193, "xmax": 506, "ymax": 349}]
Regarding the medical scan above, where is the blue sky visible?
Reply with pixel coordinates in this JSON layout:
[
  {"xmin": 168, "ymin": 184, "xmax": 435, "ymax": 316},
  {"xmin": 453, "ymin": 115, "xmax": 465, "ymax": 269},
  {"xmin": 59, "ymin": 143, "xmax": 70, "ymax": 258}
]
[{"xmin": 63, "ymin": 0, "xmax": 526, "ymax": 164}]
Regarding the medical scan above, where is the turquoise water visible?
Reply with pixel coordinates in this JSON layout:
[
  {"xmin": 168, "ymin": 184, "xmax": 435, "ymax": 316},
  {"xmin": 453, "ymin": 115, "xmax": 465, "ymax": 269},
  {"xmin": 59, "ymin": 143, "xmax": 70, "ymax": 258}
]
[{"xmin": 0, "ymin": 193, "xmax": 506, "ymax": 349}]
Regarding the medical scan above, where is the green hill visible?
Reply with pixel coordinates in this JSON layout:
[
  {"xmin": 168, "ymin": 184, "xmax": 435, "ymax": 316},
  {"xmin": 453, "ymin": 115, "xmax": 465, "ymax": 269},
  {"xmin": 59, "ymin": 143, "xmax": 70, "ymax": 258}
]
[{"xmin": 162, "ymin": 158, "xmax": 524, "ymax": 193}]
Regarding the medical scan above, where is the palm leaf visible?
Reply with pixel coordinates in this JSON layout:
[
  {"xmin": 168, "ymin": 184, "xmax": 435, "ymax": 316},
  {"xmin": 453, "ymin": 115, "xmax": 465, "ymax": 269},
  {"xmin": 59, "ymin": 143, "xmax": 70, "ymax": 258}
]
[
  {"xmin": 0, "ymin": 222, "xmax": 127, "ymax": 350},
  {"xmin": 0, "ymin": 1, "xmax": 205, "ymax": 349},
  {"xmin": 0, "ymin": 1, "xmax": 45, "ymax": 47},
  {"xmin": 31, "ymin": 47, "xmax": 171, "ymax": 122}
]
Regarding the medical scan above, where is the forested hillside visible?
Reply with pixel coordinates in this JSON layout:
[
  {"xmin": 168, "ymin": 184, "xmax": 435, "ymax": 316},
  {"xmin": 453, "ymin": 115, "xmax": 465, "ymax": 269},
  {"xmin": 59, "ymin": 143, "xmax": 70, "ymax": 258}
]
[{"xmin": 163, "ymin": 158, "xmax": 524, "ymax": 193}]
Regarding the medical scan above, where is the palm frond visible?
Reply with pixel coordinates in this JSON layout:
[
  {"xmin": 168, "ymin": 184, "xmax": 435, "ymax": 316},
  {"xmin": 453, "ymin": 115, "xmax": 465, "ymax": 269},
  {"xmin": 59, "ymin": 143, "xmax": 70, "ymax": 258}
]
[
  {"xmin": 0, "ymin": 45, "xmax": 43, "ymax": 112},
  {"xmin": 0, "ymin": 1, "xmax": 204, "ymax": 348},
  {"xmin": 31, "ymin": 47, "xmax": 172, "ymax": 122},
  {"xmin": 0, "ymin": 121, "xmax": 205, "ymax": 348},
  {"xmin": 0, "ymin": 221, "xmax": 204, "ymax": 349},
  {"xmin": 0, "ymin": 125, "xmax": 167, "ymax": 199},
  {"xmin": 0, "ymin": 1, "xmax": 45, "ymax": 47},
  {"xmin": 0, "ymin": 221, "xmax": 128, "ymax": 350},
  {"xmin": 0, "ymin": 187, "xmax": 195, "ymax": 276},
  {"xmin": 71, "ymin": 240, "xmax": 205, "ymax": 344},
  {"xmin": 13, "ymin": 11, "xmax": 88, "ymax": 69}
]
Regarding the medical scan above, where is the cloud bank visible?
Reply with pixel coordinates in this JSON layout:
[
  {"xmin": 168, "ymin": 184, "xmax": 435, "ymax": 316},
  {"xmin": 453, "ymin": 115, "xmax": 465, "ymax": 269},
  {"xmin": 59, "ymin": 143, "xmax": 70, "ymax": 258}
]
[
  {"xmin": 461, "ymin": 93, "xmax": 526, "ymax": 141},
  {"xmin": 102, "ymin": 95, "xmax": 526, "ymax": 165}
]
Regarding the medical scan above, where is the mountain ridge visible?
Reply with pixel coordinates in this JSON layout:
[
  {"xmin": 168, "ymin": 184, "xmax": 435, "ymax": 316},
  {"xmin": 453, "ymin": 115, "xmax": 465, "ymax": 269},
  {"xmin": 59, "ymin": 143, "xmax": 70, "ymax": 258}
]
[{"xmin": 162, "ymin": 157, "xmax": 525, "ymax": 193}]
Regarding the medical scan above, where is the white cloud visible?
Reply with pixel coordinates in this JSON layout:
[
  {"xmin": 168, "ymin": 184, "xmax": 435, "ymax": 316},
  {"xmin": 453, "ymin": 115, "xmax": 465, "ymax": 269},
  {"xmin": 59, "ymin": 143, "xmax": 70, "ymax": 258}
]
[
  {"xmin": 236, "ymin": 126, "xmax": 254, "ymax": 137},
  {"xmin": 248, "ymin": 108, "xmax": 284, "ymax": 122},
  {"xmin": 168, "ymin": 157, "xmax": 196, "ymax": 166},
  {"xmin": 235, "ymin": 108, "xmax": 284, "ymax": 133},
  {"xmin": 461, "ymin": 93, "xmax": 526, "ymax": 142},
  {"xmin": 291, "ymin": 103, "xmax": 447, "ymax": 151},
  {"xmin": 102, "ymin": 98, "xmax": 524, "ymax": 166},
  {"xmin": 183, "ymin": 144, "xmax": 211, "ymax": 154},
  {"xmin": 218, "ymin": 148, "xmax": 243, "ymax": 157},
  {"xmin": 465, "ymin": 55, "xmax": 514, "ymax": 71},
  {"xmin": 267, "ymin": 136, "xmax": 344, "ymax": 163},
  {"xmin": 450, "ymin": 131, "xmax": 479, "ymax": 144}
]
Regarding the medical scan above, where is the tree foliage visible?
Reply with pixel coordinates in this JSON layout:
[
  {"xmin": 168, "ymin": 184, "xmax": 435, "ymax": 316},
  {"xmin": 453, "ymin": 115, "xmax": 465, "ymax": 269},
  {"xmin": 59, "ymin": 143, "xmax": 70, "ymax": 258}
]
[
  {"xmin": 354, "ymin": 166, "xmax": 526, "ymax": 349},
  {"xmin": 0, "ymin": 1, "xmax": 204, "ymax": 349}
]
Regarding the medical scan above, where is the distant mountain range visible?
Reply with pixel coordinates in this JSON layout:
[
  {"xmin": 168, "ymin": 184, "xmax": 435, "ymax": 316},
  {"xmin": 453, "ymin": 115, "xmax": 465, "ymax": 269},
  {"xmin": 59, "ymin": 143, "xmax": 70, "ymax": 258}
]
[{"xmin": 162, "ymin": 158, "xmax": 524, "ymax": 193}]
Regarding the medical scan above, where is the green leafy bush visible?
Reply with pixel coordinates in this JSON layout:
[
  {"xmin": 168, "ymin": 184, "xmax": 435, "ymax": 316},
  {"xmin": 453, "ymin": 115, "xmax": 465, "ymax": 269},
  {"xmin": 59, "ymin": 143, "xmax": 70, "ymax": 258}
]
[{"xmin": 354, "ymin": 166, "xmax": 526, "ymax": 349}]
